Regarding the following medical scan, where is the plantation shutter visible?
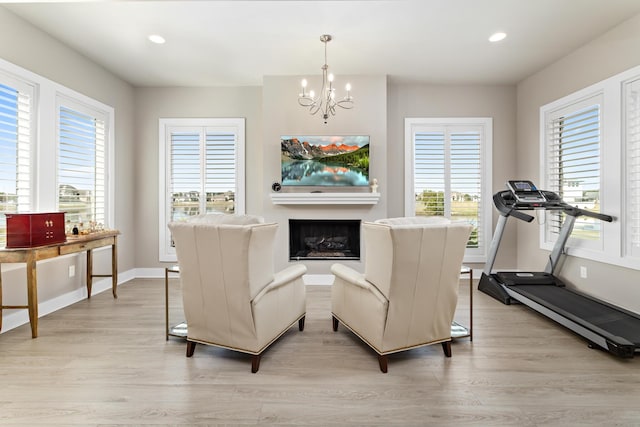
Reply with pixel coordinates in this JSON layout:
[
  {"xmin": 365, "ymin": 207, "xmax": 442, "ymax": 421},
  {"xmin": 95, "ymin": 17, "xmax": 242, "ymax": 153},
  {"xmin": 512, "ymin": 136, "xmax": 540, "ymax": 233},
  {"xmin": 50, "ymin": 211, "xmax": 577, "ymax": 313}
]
[
  {"xmin": 451, "ymin": 132, "xmax": 481, "ymax": 249},
  {"xmin": 413, "ymin": 129, "xmax": 482, "ymax": 249},
  {"xmin": 414, "ymin": 132, "xmax": 446, "ymax": 216},
  {"xmin": 168, "ymin": 129, "xmax": 237, "ymax": 222},
  {"xmin": 205, "ymin": 131, "xmax": 236, "ymax": 213},
  {"xmin": 0, "ymin": 82, "xmax": 32, "ymax": 245},
  {"xmin": 169, "ymin": 131, "xmax": 202, "ymax": 221},
  {"xmin": 58, "ymin": 106, "xmax": 106, "ymax": 226},
  {"xmin": 625, "ymin": 78, "xmax": 640, "ymax": 257},
  {"xmin": 160, "ymin": 118, "xmax": 244, "ymax": 261},
  {"xmin": 546, "ymin": 102, "xmax": 601, "ymax": 241}
]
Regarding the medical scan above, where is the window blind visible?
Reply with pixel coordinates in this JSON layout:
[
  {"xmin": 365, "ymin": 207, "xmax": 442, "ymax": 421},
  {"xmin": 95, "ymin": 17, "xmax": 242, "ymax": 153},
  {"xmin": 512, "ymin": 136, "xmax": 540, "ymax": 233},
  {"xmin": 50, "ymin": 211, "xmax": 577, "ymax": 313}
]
[
  {"xmin": 160, "ymin": 118, "xmax": 244, "ymax": 261},
  {"xmin": 0, "ymin": 82, "xmax": 32, "ymax": 245},
  {"xmin": 625, "ymin": 79, "xmax": 640, "ymax": 256},
  {"xmin": 169, "ymin": 131, "xmax": 201, "ymax": 221},
  {"xmin": 414, "ymin": 129, "xmax": 482, "ymax": 249},
  {"xmin": 546, "ymin": 104, "xmax": 601, "ymax": 241},
  {"xmin": 58, "ymin": 106, "xmax": 106, "ymax": 227},
  {"xmin": 414, "ymin": 132, "xmax": 445, "ymax": 216},
  {"xmin": 169, "ymin": 130, "xmax": 237, "ymax": 221},
  {"xmin": 205, "ymin": 132, "xmax": 236, "ymax": 213},
  {"xmin": 451, "ymin": 132, "xmax": 481, "ymax": 249}
]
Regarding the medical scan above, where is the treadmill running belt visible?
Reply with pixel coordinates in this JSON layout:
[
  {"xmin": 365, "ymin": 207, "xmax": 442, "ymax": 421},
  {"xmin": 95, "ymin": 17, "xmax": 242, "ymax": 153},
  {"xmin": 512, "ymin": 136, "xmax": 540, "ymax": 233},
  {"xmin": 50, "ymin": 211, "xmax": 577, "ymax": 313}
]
[{"xmin": 510, "ymin": 284, "xmax": 640, "ymax": 346}]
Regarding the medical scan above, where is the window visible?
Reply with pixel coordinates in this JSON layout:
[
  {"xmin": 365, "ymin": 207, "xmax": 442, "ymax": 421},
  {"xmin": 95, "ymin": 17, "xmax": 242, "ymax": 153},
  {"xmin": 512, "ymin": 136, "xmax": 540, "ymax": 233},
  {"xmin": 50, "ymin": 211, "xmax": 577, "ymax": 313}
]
[
  {"xmin": 0, "ymin": 74, "xmax": 35, "ymax": 246},
  {"xmin": 0, "ymin": 58, "xmax": 114, "ymax": 248},
  {"xmin": 405, "ymin": 118, "xmax": 492, "ymax": 263},
  {"xmin": 57, "ymin": 102, "xmax": 107, "ymax": 228},
  {"xmin": 543, "ymin": 95, "xmax": 602, "ymax": 248},
  {"xmin": 159, "ymin": 118, "xmax": 245, "ymax": 262},
  {"xmin": 624, "ymin": 77, "xmax": 640, "ymax": 259},
  {"xmin": 539, "ymin": 64, "xmax": 640, "ymax": 270}
]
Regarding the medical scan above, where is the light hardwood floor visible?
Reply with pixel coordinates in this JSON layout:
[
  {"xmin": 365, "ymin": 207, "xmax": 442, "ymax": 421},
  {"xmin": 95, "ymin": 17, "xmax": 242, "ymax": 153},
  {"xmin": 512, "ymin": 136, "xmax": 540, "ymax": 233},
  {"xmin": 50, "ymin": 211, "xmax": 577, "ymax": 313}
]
[{"xmin": 0, "ymin": 278, "xmax": 639, "ymax": 426}]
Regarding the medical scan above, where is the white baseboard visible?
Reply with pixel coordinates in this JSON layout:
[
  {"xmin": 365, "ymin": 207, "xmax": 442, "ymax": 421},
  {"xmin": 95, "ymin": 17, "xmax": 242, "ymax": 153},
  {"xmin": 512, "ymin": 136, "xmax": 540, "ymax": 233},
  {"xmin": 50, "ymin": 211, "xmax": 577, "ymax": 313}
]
[
  {"xmin": 133, "ymin": 267, "xmax": 168, "ymax": 278},
  {"xmin": 1, "ymin": 271, "xmax": 129, "ymax": 334}
]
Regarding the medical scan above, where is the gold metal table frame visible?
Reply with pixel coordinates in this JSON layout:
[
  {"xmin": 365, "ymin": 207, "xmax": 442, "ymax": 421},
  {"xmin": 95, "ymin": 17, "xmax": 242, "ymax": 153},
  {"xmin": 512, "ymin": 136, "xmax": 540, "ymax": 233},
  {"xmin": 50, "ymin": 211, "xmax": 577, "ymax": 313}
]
[
  {"xmin": 165, "ymin": 265, "xmax": 187, "ymax": 340},
  {"xmin": 451, "ymin": 266, "xmax": 473, "ymax": 341},
  {"xmin": 0, "ymin": 230, "xmax": 119, "ymax": 338}
]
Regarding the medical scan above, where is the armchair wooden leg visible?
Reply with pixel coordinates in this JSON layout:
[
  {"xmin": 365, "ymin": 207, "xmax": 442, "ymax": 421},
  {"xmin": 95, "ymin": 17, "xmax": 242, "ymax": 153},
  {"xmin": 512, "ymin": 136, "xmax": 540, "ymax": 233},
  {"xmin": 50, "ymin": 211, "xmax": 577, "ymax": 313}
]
[
  {"xmin": 441, "ymin": 341, "xmax": 452, "ymax": 357},
  {"xmin": 332, "ymin": 315, "xmax": 339, "ymax": 332},
  {"xmin": 378, "ymin": 354, "xmax": 388, "ymax": 373},
  {"xmin": 298, "ymin": 316, "xmax": 305, "ymax": 331},
  {"xmin": 251, "ymin": 354, "xmax": 261, "ymax": 373},
  {"xmin": 186, "ymin": 340, "xmax": 196, "ymax": 357}
]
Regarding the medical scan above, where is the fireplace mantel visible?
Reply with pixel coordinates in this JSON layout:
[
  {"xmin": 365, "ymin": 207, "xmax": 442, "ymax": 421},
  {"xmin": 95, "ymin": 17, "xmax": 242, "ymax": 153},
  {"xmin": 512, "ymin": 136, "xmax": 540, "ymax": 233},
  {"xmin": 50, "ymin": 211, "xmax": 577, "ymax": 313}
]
[{"xmin": 270, "ymin": 192, "xmax": 380, "ymax": 205}]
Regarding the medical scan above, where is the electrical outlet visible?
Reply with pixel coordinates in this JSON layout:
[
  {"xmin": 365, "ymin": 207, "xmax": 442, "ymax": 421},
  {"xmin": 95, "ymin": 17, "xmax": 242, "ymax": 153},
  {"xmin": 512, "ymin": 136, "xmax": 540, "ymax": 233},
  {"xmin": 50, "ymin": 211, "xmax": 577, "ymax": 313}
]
[
  {"xmin": 69, "ymin": 265, "xmax": 76, "ymax": 278},
  {"xmin": 580, "ymin": 266, "xmax": 587, "ymax": 279}
]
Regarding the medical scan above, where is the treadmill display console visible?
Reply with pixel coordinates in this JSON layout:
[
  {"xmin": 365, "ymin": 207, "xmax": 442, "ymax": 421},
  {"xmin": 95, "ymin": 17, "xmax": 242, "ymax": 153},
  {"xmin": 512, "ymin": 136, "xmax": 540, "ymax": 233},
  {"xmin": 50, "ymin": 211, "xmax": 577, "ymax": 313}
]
[{"xmin": 506, "ymin": 180, "xmax": 546, "ymax": 204}]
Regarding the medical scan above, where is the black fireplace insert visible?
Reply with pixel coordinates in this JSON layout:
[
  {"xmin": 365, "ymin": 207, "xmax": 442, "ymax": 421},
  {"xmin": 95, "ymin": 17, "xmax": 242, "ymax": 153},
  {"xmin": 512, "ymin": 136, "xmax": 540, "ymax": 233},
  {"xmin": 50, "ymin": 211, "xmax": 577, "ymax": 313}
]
[{"xmin": 289, "ymin": 219, "xmax": 361, "ymax": 260}]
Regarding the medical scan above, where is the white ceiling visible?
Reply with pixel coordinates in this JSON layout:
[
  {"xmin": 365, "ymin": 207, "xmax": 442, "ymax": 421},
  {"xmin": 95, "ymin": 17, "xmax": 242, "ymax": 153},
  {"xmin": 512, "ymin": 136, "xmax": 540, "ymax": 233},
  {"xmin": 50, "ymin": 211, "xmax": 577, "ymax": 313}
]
[{"xmin": 5, "ymin": 0, "xmax": 640, "ymax": 87}]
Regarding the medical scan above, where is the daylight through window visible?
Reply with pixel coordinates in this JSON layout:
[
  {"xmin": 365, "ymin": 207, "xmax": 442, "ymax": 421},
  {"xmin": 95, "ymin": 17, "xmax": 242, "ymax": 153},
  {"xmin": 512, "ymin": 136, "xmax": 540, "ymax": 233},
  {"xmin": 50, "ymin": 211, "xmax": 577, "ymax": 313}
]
[
  {"xmin": 405, "ymin": 118, "xmax": 492, "ymax": 263},
  {"xmin": 0, "ymin": 80, "xmax": 33, "ymax": 246},
  {"xmin": 159, "ymin": 118, "xmax": 245, "ymax": 262},
  {"xmin": 57, "ymin": 105, "xmax": 106, "ymax": 229}
]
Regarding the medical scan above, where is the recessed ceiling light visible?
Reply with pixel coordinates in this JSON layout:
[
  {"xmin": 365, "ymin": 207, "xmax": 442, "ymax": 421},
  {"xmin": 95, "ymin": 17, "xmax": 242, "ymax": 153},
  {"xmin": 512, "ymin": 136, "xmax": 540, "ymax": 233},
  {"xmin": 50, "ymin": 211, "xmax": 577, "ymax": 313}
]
[
  {"xmin": 148, "ymin": 34, "xmax": 166, "ymax": 44},
  {"xmin": 489, "ymin": 32, "xmax": 507, "ymax": 43}
]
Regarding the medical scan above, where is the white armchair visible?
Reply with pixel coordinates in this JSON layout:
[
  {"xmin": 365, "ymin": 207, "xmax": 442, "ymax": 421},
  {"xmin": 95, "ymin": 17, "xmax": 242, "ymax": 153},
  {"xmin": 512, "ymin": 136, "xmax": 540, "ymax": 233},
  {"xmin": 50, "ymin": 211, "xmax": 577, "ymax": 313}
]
[
  {"xmin": 168, "ymin": 215, "xmax": 307, "ymax": 373},
  {"xmin": 331, "ymin": 217, "xmax": 471, "ymax": 372}
]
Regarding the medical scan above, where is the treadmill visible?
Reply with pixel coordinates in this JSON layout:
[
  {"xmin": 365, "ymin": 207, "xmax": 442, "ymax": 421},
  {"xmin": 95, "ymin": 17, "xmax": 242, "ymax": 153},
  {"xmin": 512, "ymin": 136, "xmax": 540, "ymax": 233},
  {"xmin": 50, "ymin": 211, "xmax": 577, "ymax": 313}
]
[{"xmin": 478, "ymin": 180, "xmax": 640, "ymax": 358}]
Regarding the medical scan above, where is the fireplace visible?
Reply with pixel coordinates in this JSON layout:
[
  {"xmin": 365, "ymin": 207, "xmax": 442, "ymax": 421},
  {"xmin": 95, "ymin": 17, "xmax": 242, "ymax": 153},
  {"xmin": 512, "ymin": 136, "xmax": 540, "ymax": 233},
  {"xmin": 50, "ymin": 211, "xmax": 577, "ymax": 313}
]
[{"xmin": 289, "ymin": 219, "xmax": 361, "ymax": 260}]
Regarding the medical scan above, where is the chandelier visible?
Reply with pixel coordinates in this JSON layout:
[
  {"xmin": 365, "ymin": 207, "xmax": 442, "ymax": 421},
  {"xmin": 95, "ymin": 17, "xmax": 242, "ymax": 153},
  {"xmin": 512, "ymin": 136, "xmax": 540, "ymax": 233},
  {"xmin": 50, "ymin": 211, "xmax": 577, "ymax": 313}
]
[{"xmin": 298, "ymin": 34, "xmax": 354, "ymax": 123}]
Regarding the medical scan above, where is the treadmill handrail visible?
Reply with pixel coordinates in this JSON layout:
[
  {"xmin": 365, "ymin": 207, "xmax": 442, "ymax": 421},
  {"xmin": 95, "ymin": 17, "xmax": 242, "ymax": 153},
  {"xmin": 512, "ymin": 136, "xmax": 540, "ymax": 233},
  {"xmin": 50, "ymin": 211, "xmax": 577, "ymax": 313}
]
[
  {"xmin": 493, "ymin": 190, "xmax": 614, "ymax": 222},
  {"xmin": 562, "ymin": 205, "xmax": 613, "ymax": 222},
  {"xmin": 509, "ymin": 208, "xmax": 535, "ymax": 223},
  {"xmin": 486, "ymin": 187, "xmax": 615, "ymax": 276},
  {"xmin": 493, "ymin": 191, "xmax": 535, "ymax": 222}
]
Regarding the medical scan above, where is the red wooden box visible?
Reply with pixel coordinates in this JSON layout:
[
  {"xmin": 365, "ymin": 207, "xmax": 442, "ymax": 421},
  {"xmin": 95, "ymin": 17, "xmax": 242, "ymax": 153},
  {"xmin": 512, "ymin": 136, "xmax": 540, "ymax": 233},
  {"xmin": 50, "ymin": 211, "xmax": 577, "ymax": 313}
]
[{"xmin": 5, "ymin": 212, "xmax": 66, "ymax": 248}]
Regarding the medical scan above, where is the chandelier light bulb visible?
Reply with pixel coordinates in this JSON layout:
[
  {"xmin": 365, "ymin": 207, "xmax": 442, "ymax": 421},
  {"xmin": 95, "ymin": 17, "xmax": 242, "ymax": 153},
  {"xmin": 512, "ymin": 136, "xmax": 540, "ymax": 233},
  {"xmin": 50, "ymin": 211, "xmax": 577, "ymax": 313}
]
[
  {"xmin": 301, "ymin": 79, "xmax": 307, "ymax": 88},
  {"xmin": 309, "ymin": 90, "xmax": 315, "ymax": 99},
  {"xmin": 328, "ymin": 73, "xmax": 334, "ymax": 82},
  {"xmin": 345, "ymin": 83, "xmax": 351, "ymax": 91}
]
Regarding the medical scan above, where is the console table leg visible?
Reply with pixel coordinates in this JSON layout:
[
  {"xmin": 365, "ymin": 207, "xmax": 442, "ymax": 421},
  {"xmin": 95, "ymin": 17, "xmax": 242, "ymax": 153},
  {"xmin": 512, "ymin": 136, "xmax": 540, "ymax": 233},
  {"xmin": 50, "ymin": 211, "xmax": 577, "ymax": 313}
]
[
  {"xmin": 111, "ymin": 240, "xmax": 118, "ymax": 298},
  {"xmin": 26, "ymin": 252, "xmax": 38, "ymax": 338}
]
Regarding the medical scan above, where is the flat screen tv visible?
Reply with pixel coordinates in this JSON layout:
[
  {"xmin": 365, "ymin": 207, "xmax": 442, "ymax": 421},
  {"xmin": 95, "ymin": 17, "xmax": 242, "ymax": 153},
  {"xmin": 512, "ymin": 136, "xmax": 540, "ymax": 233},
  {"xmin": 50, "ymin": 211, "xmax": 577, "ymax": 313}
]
[{"xmin": 281, "ymin": 135, "xmax": 369, "ymax": 187}]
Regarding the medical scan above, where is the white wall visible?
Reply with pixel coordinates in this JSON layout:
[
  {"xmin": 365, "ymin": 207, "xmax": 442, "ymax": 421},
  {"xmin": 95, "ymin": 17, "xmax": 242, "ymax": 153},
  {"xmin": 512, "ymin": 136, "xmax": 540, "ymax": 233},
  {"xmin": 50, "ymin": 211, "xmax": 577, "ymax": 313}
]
[
  {"xmin": 261, "ymin": 75, "xmax": 388, "ymax": 274},
  {"xmin": 133, "ymin": 86, "xmax": 262, "ymax": 269},
  {"xmin": 133, "ymin": 77, "xmax": 520, "ymax": 278},
  {"xmin": 516, "ymin": 14, "xmax": 640, "ymax": 313},
  {"xmin": 0, "ymin": 7, "xmax": 136, "ymax": 330},
  {"xmin": 387, "ymin": 84, "xmax": 518, "ymax": 271},
  {"xmin": 134, "ymin": 79, "xmax": 387, "ymax": 274}
]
